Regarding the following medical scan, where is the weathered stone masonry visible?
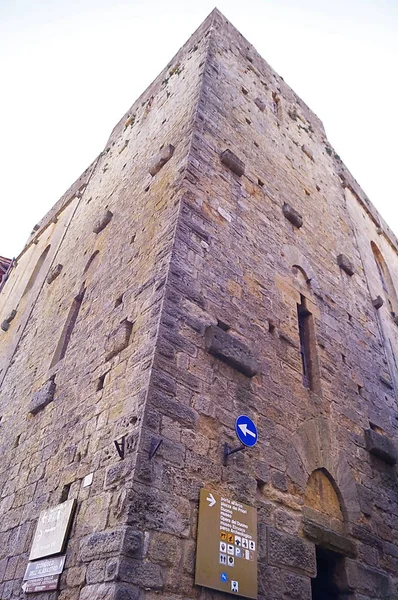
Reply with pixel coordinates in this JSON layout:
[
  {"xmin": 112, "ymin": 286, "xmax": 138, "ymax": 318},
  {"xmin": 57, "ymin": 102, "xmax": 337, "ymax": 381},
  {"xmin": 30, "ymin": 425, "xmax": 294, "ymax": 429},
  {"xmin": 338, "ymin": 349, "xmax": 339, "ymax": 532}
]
[{"xmin": 1, "ymin": 8, "xmax": 398, "ymax": 600}]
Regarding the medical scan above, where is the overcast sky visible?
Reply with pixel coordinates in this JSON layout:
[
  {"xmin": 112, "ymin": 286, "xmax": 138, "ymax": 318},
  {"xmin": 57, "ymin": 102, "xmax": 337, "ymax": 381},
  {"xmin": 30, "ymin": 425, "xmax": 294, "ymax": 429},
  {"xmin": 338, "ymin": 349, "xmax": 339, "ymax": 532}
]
[{"xmin": 1, "ymin": 0, "xmax": 397, "ymax": 258}]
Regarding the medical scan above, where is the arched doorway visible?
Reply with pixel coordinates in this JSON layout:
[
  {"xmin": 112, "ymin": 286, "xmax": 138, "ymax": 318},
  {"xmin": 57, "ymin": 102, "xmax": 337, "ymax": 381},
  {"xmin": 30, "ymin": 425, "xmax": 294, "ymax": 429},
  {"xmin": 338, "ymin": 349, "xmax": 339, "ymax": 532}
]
[{"xmin": 303, "ymin": 469, "xmax": 355, "ymax": 599}]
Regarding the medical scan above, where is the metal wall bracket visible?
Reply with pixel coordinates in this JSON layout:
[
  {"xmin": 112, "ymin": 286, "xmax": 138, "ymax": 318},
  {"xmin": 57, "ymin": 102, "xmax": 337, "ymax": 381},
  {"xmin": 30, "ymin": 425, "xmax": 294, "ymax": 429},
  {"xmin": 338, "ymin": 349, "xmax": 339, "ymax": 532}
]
[
  {"xmin": 223, "ymin": 442, "xmax": 245, "ymax": 466},
  {"xmin": 114, "ymin": 435, "xmax": 126, "ymax": 460},
  {"xmin": 149, "ymin": 438, "xmax": 163, "ymax": 460}
]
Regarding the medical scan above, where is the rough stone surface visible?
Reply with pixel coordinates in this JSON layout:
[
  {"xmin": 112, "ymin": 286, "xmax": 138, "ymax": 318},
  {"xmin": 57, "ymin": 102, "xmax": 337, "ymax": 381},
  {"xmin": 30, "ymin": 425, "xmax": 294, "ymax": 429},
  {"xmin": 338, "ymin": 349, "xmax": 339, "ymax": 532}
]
[
  {"xmin": 365, "ymin": 428, "xmax": 397, "ymax": 465},
  {"xmin": 205, "ymin": 324, "xmax": 259, "ymax": 376},
  {"xmin": 267, "ymin": 528, "xmax": 316, "ymax": 577},
  {"xmin": 1, "ymin": 8, "xmax": 398, "ymax": 600}
]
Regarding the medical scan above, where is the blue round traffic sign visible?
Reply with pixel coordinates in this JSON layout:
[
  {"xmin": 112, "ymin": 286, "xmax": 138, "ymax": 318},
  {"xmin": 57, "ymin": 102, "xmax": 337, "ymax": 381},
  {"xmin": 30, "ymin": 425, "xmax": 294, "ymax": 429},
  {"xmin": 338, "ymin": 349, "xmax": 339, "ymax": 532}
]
[
  {"xmin": 235, "ymin": 415, "xmax": 258, "ymax": 447},
  {"xmin": 220, "ymin": 572, "xmax": 228, "ymax": 583}
]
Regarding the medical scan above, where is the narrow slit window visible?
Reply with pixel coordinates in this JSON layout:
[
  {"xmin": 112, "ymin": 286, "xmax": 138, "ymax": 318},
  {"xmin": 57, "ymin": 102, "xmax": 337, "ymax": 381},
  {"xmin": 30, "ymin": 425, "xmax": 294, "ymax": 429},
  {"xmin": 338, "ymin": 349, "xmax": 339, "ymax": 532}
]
[
  {"xmin": 51, "ymin": 286, "xmax": 85, "ymax": 367},
  {"xmin": 297, "ymin": 295, "xmax": 314, "ymax": 390},
  {"xmin": 22, "ymin": 245, "xmax": 51, "ymax": 297}
]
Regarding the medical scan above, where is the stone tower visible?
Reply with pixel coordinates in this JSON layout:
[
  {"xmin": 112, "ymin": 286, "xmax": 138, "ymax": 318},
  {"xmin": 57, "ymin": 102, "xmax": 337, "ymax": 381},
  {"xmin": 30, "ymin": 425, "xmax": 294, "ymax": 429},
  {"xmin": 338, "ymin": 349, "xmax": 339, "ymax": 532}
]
[{"xmin": 1, "ymin": 9, "xmax": 398, "ymax": 600}]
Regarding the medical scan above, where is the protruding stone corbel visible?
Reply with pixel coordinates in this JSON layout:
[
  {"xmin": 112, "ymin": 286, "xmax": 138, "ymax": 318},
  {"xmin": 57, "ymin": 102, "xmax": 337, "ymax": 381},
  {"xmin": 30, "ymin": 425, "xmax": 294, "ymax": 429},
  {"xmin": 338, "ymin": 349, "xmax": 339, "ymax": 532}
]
[
  {"xmin": 282, "ymin": 203, "xmax": 303, "ymax": 228},
  {"xmin": 337, "ymin": 254, "xmax": 355, "ymax": 276},
  {"xmin": 47, "ymin": 264, "xmax": 63, "ymax": 285},
  {"xmin": 220, "ymin": 149, "xmax": 245, "ymax": 177},
  {"xmin": 302, "ymin": 145, "xmax": 314, "ymax": 161},
  {"xmin": 149, "ymin": 144, "xmax": 175, "ymax": 176},
  {"xmin": 93, "ymin": 210, "xmax": 113, "ymax": 234},
  {"xmin": 205, "ymin": 325, "xmax": 259, "ymax": 377},
  {"xmin": 1, "ymin": 309, "xmax": 17, "ymax": 332},
  {"xmin": 29, "ymin": 379, "xmax": 56, "ymax": 415},
  {"xmin": 365, "ymin": 428, "xmax": 397, "ymax": 465},
  {"xmin": 372, "ymin": 296, "xmax": 384, "ymax": 309}
]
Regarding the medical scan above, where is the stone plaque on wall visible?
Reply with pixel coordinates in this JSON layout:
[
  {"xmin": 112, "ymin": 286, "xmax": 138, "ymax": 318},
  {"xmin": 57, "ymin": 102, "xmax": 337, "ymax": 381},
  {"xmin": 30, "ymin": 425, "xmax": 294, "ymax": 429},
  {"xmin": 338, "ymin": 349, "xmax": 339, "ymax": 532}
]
[
  {"xmin": 195, "ymin": 488, "xmax": 257, "ymax": 599},
  {"xmin": 29, "ymin": 499, "xmax": 76, "ymax": 561}
]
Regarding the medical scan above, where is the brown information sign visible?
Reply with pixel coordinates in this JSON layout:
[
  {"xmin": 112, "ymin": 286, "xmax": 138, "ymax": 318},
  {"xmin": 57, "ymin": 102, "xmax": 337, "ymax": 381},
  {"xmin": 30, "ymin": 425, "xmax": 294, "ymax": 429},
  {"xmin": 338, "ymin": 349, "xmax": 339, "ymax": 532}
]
[
  {"xmin": 29, "ymin": 499, "xmax": 76, "ymax": 560},
  {"xmin": 22, "ymin": 575, "xmax": 60, "ymax": 593},
  {"xmin": 24, "ymin": 555, "xmax": 66, "ymax": 581},
  {"xmin": 195, "ymin": 488, "xmax": 257, "ymax": 599}
]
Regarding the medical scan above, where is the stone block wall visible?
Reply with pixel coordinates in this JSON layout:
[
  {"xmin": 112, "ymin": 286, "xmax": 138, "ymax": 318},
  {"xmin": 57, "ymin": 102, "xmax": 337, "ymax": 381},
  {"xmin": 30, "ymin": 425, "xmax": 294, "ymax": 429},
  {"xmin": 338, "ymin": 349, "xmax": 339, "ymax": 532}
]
[
  {"xmin": 1, "ymin": 8, "xmax": 398, "ymax": 600},
  {"xmin": 0, "ymin": 12, "xmax": 214, "ymax": 600}
]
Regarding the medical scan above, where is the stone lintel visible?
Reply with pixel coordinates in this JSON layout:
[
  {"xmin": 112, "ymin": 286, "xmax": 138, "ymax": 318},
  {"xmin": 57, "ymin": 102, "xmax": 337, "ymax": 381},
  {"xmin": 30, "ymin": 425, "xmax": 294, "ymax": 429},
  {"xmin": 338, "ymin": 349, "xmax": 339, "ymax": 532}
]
[
  {"xmin": 205, "ymin": 325, "xmax": 259, "ymax": 377},
  {"xmin": 302, "ymin": 520, "xmax": 357, "ymax": 558}
]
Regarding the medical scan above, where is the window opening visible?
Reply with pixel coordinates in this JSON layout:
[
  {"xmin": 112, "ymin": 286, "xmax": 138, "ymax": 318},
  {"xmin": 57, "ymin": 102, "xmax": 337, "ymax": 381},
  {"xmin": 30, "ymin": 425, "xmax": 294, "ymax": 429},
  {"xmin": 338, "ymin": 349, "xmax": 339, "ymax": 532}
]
[
  {"xmin": 297, "ymin": 296, "xmax": 312, "ymax": 388},
  {"xmin": 371, "ymin": 242, "xmax": 397, "ymax": 316},
  {"xmin": 51, "ymin": 285, "xmax": 85, "ymax": 367},
  {"xmin": 22, "ymin": 245, "xmax": 51, "ymax": 297}
]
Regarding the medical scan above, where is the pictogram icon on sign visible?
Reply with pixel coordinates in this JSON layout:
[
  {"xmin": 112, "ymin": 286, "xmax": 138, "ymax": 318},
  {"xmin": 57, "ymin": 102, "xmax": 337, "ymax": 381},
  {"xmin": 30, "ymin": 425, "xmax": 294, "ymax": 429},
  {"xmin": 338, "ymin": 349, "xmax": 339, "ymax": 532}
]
[
  {"xmin": 231, "ymin": 580, "xmax": 239, "ymax": 593},
  {"xmin": 227, "ymin": 544, "xmax": 234, "ymax": 555},
  {"xmin": 227, "ymin": 556, "xmax": 235, "ymax": 567},
  {"xmin": 207, "ymin": 493, "xmax": 216, "ymax": 507},
  {"xmin": 242, "ymin": 538, "xmax": 249, "ymax": 549},
  {"xmin": 249, "ymin": 540, "xmax": 256, "ymax": 551},
  {"xmin": 219, "ymin": 553, "xmax": 227, "ymax": 565},
  {"xmin": 220, "ymin": 531, "xmax": 227, "ymax": 541},
  {"xmin": 235, "ymin": 415, "xmax": 258, "ymax": 447},
  {"xmin": 228, "ymin": 533, "xmax": 235, "ymax": 544},
  {"xmin": 235, "ymin": 535, "xmax": 241, "ymax": 547}
]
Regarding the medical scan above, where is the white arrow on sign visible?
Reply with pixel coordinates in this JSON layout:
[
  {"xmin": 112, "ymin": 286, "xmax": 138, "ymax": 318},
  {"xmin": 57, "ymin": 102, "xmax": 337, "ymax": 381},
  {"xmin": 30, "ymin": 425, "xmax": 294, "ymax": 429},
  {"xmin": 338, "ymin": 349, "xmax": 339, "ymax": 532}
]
[
  {"xmin": 207, "ymin": 493, "xmax": 216, "ymax": 507},
  {"xmin": 238, "ymin": 423, "xmax": 256, "ymax": 438}
]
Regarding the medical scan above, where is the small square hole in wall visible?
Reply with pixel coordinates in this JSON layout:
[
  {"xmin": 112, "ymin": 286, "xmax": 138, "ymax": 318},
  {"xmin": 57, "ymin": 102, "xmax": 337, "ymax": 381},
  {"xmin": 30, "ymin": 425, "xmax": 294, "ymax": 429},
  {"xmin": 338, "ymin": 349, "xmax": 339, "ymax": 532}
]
[
  {"xmin": 60, "ymin": 483, "xmax": 71, "ymax": 503},
  {"xmin": 115, "ymin": 294, "xmax": 123, "ymax": 308},
  {"xmin": 97, "ymin": 373, "xmax": 107, "ymax": 391},
  {"xmin": 369, "ymin": 421, "xmax": 384, "ymax": 434},
  {"xmin": 258, "ymin": 178, "xmax": 264, "ymax": 187},
  {"xmin": 217, "ymin": 319, "xmax": 230, "ymax": 331},
  {"xmin": 246, "ymin": 118, "xmax": 251, "ymax": 125},
  {"xmin": 358, "ymin": 385, "xmax": 364, "ymax": 396},
  {"xmin": 14, "ymin": 434, "xmax": 21, "ymax": 448},
  {"xmin": 130, "ymin": 234, "xmax": 136, "ymax": 244},
  {"xmin": 342, "ymin": 354, "xmax": 346, "ymax": 364},
  {"xmin": 268, "ymin": 320, "xmax": 276, "ymax": 334},
  {"xmin": 256, "ymin": 478, "xmax": 266, "ymax": 496},
  {"xmin": 144, "ymin": 185, "xmax": 150, "ymax": 192}
]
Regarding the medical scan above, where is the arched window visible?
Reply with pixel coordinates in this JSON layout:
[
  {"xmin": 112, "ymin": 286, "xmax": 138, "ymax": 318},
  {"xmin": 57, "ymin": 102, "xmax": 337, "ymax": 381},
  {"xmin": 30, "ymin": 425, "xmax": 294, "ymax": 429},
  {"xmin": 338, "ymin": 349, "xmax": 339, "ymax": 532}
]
[
  {"xmin": 371, "ymin": 242, "xmax": 398, "ymax": 316},
  {"xmin": 22, "ymin": 245, "xmax": 51, "ymax": 297}
]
